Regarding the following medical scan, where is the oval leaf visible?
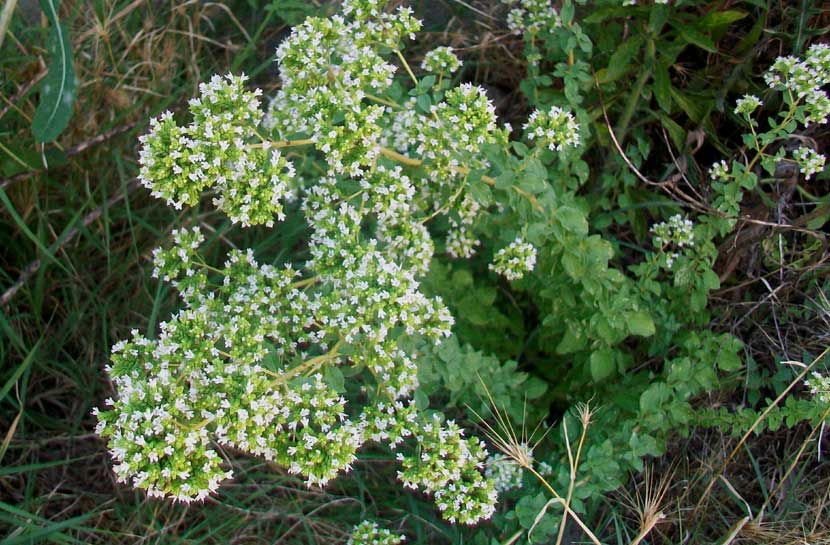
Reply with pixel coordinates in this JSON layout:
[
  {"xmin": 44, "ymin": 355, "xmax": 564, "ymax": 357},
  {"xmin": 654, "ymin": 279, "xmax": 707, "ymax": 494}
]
[{"xmin": 32, "ymin": 0, "xmax": 77, "ymax": 143}]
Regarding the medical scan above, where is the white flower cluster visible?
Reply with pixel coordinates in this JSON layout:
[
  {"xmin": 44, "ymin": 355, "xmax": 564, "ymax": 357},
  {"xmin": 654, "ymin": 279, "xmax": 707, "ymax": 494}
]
[
  {"xmin": 502, "ymin": 0, "xmax": 561, "ymax": 35},
  {"xmin": 489, "ymin": 237, "xmax": 538, "ymax": 281},
  {"xmin": 398, "ymin": 414, "xmax": 497, "ymax": 524},
  {"xmin": 417, "ymin": 83, "xmax": 507, "ymax": 185},
  {"xmin": 709, "ymin": 160, "xmax": 730, "ymax": 182},
  {"xmin": 523, "ymin": 106, "xmax": 581, "ymax": 152},
  {"xmin": 793, "ymin": 146, "xmax": 826, "ymax": 180},
  {"xmin": 446, "ymin": 194, "xmax": 482, "ymax": 259},
  {"xmin": 380, "ymin": 97, "xmax": 420, "ymax": 155},
  {"xmin": 651, "ymin": 214, "xmax": 695, "ymax": 270},
  {"xmin": 138, "ymin": 75, "xmax": 296, "ymax": 227},
  {"xmin": 485, "ymin": 454, "xmax": 524, "ymax": 492},
  {"xmin": 734, "ymin": 94, "xmax": 762, "ymax": 116},
  {"xmin": 764, "ymin": 43, "xmax": 830, "ymax": 125},
  {"xmin": 421, "ymin": 46, "xmax": 462, "ymax": 75},
  {"xmin": 806, "ymin": 371, "xmax": 830, "ymax": 404},
  {"xmin": 348, "ymin": 521, "xmax": 404, "ymax": 545}
]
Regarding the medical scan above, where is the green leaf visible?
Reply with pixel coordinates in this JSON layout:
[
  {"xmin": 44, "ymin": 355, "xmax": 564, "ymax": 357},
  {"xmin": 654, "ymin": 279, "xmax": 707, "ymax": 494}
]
[
  {"xmin": 605, "ymin": 35, "xmax": 643, "ymax": 82},
  {"xmin": 264, "ymin": 0, "xmax": 319, "ymax": 24},
  {"xmin": 416, "ymin": 93, "xmax": 432, "ymax": 113},
  {"xmin": 32, "ymin": 0, "xmax": 77, "ymax": 142},
  {"xmin": 652, "ymin": 64, "xmax": 672, "ymax": 113},
  {"xmin": 556, "ymin": 323, "xmax": 587, "ymax": 354},
  {"xmin": 627, "ymin": 311, "xmax": 655, "ymax": 337},
  {"xmin": 677, "ymin": 26, "xmax": 718, "ymax": 53},
  {"xmin": 657, "ymin": 113, "xmax": 684, "ymax": 150},
  {"xmin": 413, "ymin": 388, "xmax": 429, "ymax": 410},
  {"xmin": 519, "ymin": 159, "xmax": 548, "ymax": 194},
  {"xmin": 648, "ymin": 4, "xmax": 670, "ymax": 33},
  {"xmin": 640, "ymin": 382, "xmax": 671, "ymax": 412},
  {"xmin": 590, "ymin": 349, "xmax": 616, "ymax": 382},
  {"xmin": 556, "ymin": 206, "xmax": 588, "ymax": 235},
  {"xmin": 717, "ymin": 351, "xmax": 742, "ymax": 372},
  {"xmin": 694, "ymin": 10, "xmax": 747, "ymax": 30},
  {"xmin": 702, "ymin": 269, "xmax": 720, "ymax": 291},
  {"xmin": 323, "ymin": 366, "xmax": 345, "ymax": 392},
  {"xmin": 511, "ymin": 141, "xmax": 529, "ymax": 157},
  {"xmin": 561, "ymin": 250, "xmax": 584, "ymax": 278},
  {"xmin": 670, "ymin": 87, "xmax": 707, "ymax": 123},
  {"xmin": 467, "ymin": 177, "xmax": 492, "ymax": 205},
  {"xmin": 560, "ymin": 0, "xmax": 575, "ymax": 26},
  {"xmin": 419, "ymin": 74, "xmax": 437, "ymax": 91}
]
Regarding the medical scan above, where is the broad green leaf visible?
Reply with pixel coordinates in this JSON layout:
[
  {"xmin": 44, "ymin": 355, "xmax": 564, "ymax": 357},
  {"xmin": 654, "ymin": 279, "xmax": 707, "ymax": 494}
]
[
  {"xmin": 605, "ymin": 35, "xmax": 644, "ymax": 82},
  {"xmin": 556, "ymin": 323, "xmax": 587, "ymax": 354},
  {"xmin": 639, "ymin": 382, "xmax": 671, "ymax": 412},
  {"xmin": 560, "ymin": 0, "xmax": 575, "ymax": 26},
  {"xmin": 556, "ymin": 206, "xmax": 588, "ymax": 234},
  {"xmin": 717, "ymin": 344, "xmax": 742, "ymax": 372},
  {"xmin": 627, "ymin": 311, "xmax": 655, "ymax": 337},
  {"xmin": 495, "ymin": 171, "xmax": 514, "ymax": 189},
  {"xmin": 323, "ymin": 365, "xmax": 345, "ymax": 392},
  {"xmin": 677, "ymin": 26, "xmax": 717, "ymax": 53},
  {"xmin": 33, "ymin": 0, "xmax": 77, "ymax": 142},
  {"xmin": 590, "ymin": 349, "xmax": 616, "ymax": 382},
  {"xmin": 413, "ymin": 388, "xmax": 429, "ymax": 410},
  {"xmin": 416, "ymin": 93, "xmax": 431, "ymax": 113}
]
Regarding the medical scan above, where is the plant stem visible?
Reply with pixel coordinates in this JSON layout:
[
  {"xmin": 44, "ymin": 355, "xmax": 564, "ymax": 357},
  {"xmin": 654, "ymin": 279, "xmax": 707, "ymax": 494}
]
[
  {"xmin": 271, "ymin": 339, "xmax": 345, "ymax": 386},
  {"xmin": 378, "ymin": 147, "xmax": 541, "ymax": 210},
  {"xmin": 395, "ymin": 49, "xmax": 419, "ymax": 85},
  {"xmin": 365, "ymin": 93, "xmax": 399, "ymax": 108},
  {"xmin": 291, "ymin": 276, "xmax": 320, "ymax": 289},
  {"xmin": 256, "ymin": 138, "xmax": 316, "ymax": 149}
]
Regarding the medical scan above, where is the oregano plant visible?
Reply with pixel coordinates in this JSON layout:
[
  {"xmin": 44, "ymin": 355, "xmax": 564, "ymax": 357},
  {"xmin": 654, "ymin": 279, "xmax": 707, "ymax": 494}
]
[{"xmin": 93, "ymin": 0, "xmax": 581, "ymax": 527}]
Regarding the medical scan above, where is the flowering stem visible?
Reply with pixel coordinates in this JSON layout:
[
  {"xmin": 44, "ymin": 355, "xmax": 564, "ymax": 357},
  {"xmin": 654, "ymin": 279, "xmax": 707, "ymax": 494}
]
[
  {"xmin": 745, "ymin": 101, "xmax": 798, "ymax": 172},
  {"xmin": 291, "ymin": 276, "xmax": 320, "ymax": 289},
  {"xmin": 395, "ymin": 49, "xmax": 419, "ymax": 85},
  {"xmin": 378, "ymin": 147, "xmax": 541, "ymax": 211},
  {"xmin": 365, "ymin": 93, "xmax": 400, "ymax": 109},
  {"xmin": 194, "ymin": 261, "xmax": 225, "ymax": 275},
  {"xmin": 380, "ymin": 146, "xmax": 422, "ymax": 167},
  {"xmin": 255, "ymin": 138, "xmax": 316, "ymax": 149},
  {"xmin": 420, "ymin": 181, "xmax": 468, "ymax": 224},
  {"xmin": 271, "ymin": 339, "xmax": 345, "ymax": 386}
]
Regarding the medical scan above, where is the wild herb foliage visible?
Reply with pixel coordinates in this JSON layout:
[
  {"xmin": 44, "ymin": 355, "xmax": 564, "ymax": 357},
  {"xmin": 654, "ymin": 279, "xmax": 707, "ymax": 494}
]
[
  {"xmin": 465, "ymin": 1, "xmax": 830, "ymax": 541},
  {"xmin": 99, "ymin": 0, "xmax": 830, "ymax": 538},
  {"xmin": 94, "ymin": 0, "xmax": 590, "ymax": 526},
  {"xmin": 4, "ymin": 0, "xmax": 830, "ymax": 543}
]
